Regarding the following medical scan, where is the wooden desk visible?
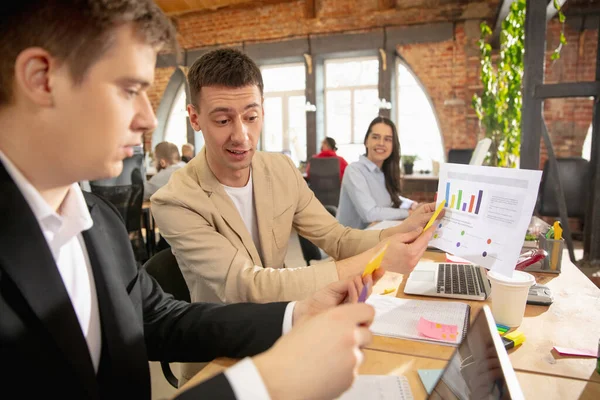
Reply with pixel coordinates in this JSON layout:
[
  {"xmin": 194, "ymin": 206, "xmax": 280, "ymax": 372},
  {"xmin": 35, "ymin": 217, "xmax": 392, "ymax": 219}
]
[
  {"xmin": 177, "ymin": 349, "xmax": 600, "ymax": 400},
  {"xmin": 368, "ymin": 250, "xmax": 600, "ymax": 382}
]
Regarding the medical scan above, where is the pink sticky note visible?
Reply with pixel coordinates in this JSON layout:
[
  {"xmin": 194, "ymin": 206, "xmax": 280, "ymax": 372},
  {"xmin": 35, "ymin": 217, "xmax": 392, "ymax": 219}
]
[
  {"xmin": 553, "ymin": 346, "xmax": 598, "ymax": 358},
  {"xmin": 417, "ymin": 317, "xmax": 458, "ymax": 342}
]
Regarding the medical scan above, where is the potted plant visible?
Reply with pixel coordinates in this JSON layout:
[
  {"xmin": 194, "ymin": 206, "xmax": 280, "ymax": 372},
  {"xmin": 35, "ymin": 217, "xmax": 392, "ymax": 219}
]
[{"xmin": 402, "ymin": 155, "xmax": 418, "ymax": 175}]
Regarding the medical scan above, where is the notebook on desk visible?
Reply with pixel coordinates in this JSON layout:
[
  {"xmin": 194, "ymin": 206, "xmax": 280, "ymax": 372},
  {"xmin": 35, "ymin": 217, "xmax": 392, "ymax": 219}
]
[{"xmin": 366, "ymin": 295, "xmax": 470, "ymax": 345}]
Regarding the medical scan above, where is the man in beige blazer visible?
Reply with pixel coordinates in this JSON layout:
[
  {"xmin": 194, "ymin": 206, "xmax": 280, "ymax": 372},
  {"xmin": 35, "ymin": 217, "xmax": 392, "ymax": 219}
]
[
  {"xmin": 151, "ymin": 48, "xmax": 439, "ymax": 385},
  {"xmin": 152, "ymin": 48, "xmax": 438, "ymax": 305}
]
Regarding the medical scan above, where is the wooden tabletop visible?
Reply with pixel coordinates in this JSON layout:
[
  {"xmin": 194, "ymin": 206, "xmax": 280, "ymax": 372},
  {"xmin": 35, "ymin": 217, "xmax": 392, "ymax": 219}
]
[
  {"xmin": 177, "ymin": 349, "xmax": 600, "ymax": 400},
  {"xmin": 368, "ymin": 250, "xmax": 600, "ymax": 382}
]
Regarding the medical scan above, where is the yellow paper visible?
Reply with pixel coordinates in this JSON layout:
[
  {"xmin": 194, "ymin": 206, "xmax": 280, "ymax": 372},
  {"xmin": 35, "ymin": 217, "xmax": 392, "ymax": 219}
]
[
  {"xmin": 423, "ymin": 201, "xmax": 446, "ymax": 232},
  {"xmin": 362, "ymin": 242, "xmax": 389, "ymax": 277}
]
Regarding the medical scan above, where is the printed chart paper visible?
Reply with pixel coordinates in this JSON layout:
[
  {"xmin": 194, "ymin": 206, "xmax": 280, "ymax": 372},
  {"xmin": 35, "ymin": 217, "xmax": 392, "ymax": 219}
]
[{"xmin": 429, "ymin": 164, "xmax": 542, "ymax": 277}]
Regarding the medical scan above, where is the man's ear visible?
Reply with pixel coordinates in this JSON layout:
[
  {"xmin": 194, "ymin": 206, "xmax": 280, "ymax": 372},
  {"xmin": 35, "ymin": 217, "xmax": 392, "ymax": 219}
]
[
  {"xmin": 159, "ymin": 159, "xmax": 167, "ymax": 169},
  {"xmin": 13, "ymin": 48, "xmax": 57, "ymax": 107},
  {"xmin": 187, "ymin": 104, "xmax": 202, "ymax": 131}
]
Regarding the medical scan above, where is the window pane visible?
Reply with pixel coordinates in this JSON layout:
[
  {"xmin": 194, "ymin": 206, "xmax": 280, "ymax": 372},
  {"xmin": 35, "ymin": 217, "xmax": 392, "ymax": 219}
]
[
  {"xmin": 164, "ymin": 84, "xmax": 188, "ymax": 152},
  {"xmin": 263, "ymin": 97, "xmax": 283, "ymax": 152},
  {"xmin": 326, "ymin": 90, "xmax": 352, "ymax": 144},
  {"xmin": 353, "ymin": 89, "xmax": 379, "ymax": 142},
  {"xmin": 397, "ymin": 63, "xmax": 444, "ymax": 172},
  {"xmin": 325, "ymin": 58, "xmax": 379, "ymax": 88},
  {"xmin": 288, "ymin": 95, "xmax": 307, "ymax": 164},
  {"xmin": 262, "ymin": 64, "xmax": 306, "ymax": 93}
]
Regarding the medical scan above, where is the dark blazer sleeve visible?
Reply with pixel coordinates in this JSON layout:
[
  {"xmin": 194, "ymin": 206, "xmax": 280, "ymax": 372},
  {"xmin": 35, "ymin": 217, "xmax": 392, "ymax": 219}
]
[{"xmin": 141, "ymin": 268, "xmax": 288, "ymax": 362}]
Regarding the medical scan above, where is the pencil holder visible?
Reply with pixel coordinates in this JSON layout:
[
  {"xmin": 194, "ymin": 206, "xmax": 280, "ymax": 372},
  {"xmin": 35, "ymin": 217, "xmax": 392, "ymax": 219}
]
[{"xmin": 538, "ymin": 234, "xmax": 564, "ymax": 273}]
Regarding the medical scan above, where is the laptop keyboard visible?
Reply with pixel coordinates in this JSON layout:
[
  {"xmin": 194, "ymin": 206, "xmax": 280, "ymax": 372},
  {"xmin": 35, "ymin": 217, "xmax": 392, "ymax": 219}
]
[{"xmin": 436, "ymin": 263, "xmax": 484, "ymax": 296}]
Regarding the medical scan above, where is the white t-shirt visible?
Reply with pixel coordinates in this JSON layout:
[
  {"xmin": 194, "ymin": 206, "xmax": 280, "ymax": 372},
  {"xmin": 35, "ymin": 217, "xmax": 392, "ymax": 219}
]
[{"xmin": 222, "ymin": 173, "xmax": 262, "ymax": 255}]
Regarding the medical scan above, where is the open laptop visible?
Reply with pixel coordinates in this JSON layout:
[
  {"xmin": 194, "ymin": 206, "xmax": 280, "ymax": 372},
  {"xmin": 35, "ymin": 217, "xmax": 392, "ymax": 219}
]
[
  {"xmin": 427, "ymin": 305, "xmax": 524, "ymax": 399},
  {"xmin": 404, "ymin": 261, "xmax": 491, "ymax": 301}
]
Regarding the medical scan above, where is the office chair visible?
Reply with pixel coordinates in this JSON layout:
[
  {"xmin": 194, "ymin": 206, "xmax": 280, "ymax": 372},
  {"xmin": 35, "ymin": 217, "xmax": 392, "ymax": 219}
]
[
  {"xmin": 298, "ymin": 205, "xmax": 337, "ymax": 266},
  {"xmin": 143, "ymin": 248, "xmax": 190, "ymax": 388},
  {"xmin": 536, "ymin": 157, "xmax": 590, "ymax": 240},
  {"xmin": 307, "ymin": 157, "xmax": 341, "ymax": 207},
  {"xmin": 447, "ymin": 148, "xmax": 474, "ymax": 164},
  {"xmin": 90, "ymin": 154, "xmax": 148, "ymax": 262}
]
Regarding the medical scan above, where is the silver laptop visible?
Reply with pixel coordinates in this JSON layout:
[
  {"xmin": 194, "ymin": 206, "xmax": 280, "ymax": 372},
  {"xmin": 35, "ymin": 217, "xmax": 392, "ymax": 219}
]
[
  {"xmin": 427, "ymin": 305, "xmax": 525, "ymax": 399},
  {"xmin": 404, "ymin": 262, "xmax": 491, "ymax": 301}
]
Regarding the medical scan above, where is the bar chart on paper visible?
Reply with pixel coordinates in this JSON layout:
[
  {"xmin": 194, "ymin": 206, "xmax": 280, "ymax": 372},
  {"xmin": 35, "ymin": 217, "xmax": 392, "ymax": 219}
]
[
  {"xmin": 444, "ymin": 182, "xmax": 483, "ymax": 214},
  {"xmin": 430, "ymin": 164, "xmax": 542, "ymax": 277}
]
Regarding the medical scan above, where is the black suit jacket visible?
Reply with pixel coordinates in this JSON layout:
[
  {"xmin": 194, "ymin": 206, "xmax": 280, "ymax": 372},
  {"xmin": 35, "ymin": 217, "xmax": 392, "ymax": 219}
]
[{"xmin": 0, "ymin": 162, "xmax": 287, "ymax": 399}]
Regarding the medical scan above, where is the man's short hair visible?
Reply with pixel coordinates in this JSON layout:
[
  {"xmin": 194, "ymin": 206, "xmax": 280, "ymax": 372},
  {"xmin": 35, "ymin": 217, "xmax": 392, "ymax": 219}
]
[
  {"xmin": 0, "ymin": 0, "xmax": 177, "ymax": 107},
  {"xmin": 182, "ymin": 143, "xmax": 194, "ymax": 152},
  {"xmin": 187, "ymin": 48, "xmax": 264, "ymax": 108},
  {"xmin": 155, "ymin": 142, "xmax": 181, "ymax": 164}
]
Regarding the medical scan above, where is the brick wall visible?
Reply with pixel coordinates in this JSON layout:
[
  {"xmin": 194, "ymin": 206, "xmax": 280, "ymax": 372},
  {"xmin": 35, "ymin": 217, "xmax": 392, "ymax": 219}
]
[
  {"xmin": 148, "ymin": 1, "xmax": 598, "ymax": 168},
  {"xmin": 541, "ymin": 20, "xmax": 598, "ymax": 167}
]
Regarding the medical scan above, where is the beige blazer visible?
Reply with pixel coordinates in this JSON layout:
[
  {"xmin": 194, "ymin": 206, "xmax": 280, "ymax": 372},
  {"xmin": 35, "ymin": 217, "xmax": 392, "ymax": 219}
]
[{"xmin": 151, "ymin": 148, "xmax": 381, "ymax": 304}]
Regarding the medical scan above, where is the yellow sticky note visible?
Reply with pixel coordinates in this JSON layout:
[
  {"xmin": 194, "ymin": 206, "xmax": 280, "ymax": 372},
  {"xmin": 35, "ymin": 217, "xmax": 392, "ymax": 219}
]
[
  {"xmin": 362, "ymin": 242, "xmax": 389, "ymax": 277},
  {"xmin": 423, "ymin": 202, "xmax": 446, "ymax": 232},
  {"xmin": 381, "ymin": 288, "xmax": 395, "ymax": 295}
]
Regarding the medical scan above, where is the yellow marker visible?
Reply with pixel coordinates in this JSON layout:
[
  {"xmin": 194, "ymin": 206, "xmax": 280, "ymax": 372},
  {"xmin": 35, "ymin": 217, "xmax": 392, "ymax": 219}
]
[
  {"xmin": 362, "ymin": 242, "xmax": 389, "ymax": 277},
  {"xmin": 551, "ymin": 221, "xmax": 563, "ymax": 271},
  {"xmin": 423, "ymin": 202, "xmax": 446, "ymax": 233},
  {"xmin": 553, "ymin": 221, "xmax": 563, "ymax": 240},
  {"xmin": 380, "ymin": 288, "xmax": 395, "ymax": 295}
]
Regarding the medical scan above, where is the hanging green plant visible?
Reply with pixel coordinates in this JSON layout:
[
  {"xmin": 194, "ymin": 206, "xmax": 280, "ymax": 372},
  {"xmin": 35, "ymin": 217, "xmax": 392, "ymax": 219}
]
[{"xmin": 472, "ymin": 0, "xmax": 566, "ymax": 167}]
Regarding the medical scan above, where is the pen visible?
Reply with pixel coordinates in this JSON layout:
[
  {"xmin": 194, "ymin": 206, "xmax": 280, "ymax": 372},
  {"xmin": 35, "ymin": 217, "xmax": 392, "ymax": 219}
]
[{"xmin": 358, "ymin": 281, "xmax": 371, "ymax": 303}]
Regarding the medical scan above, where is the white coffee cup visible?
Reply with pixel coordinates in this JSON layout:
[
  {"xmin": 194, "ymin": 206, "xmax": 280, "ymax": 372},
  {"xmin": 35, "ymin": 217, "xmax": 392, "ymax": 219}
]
[{"xmin": 488, "ymin": 270, "xmax": 535, "ymax": 327}]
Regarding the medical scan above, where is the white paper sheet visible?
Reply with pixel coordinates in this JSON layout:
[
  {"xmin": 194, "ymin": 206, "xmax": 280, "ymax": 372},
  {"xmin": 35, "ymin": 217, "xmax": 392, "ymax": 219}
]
[{"xmin": 429, "ymin": 164, "xmax": 542, "ymax": 277}]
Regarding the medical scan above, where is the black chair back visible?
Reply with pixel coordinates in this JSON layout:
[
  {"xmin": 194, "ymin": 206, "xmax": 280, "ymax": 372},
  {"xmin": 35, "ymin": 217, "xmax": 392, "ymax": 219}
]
[
  {"xmin": 90, "ymin": 154, "xmax": 147, "ymax": 262},
  {"xmin": 447, "ymin": 148, "xmax": 474, "ymax": 164},
  {"xmin": 307, "ymin": 157, "xmax": 340, "ymax": 207},
  {"xmin": 537, "ymin": 157, "xmax": 590, "ymax": 219},
  {"xmin": 143, "ymin": 248, "xmax": 190, "ymax": 303},
  {"xmin": 143, "ymin": 248, "xmax": 190, "ymax": 388}
]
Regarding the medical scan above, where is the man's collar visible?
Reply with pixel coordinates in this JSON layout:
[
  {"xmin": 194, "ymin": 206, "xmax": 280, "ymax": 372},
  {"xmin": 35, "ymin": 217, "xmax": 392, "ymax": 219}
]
[{"xmin": 0, "ymin": 149, "xmax": 92, "ymax": 231}]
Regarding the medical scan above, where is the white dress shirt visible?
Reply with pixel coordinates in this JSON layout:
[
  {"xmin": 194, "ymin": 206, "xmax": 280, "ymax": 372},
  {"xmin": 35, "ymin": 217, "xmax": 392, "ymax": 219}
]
[
  {"xmin": 1, "ymin": 150, "xmax": 296, "ymax": 398},
  {"xmin": 0, "ymin": 151, "xmax": 101, "ymax": 370}
]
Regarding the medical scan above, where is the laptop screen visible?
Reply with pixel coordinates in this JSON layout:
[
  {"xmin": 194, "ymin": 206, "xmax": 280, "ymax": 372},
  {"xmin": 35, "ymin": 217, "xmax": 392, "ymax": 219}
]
[{"xmin": 428, "ymin": 306, "xmax": 523, "ymax": 400}]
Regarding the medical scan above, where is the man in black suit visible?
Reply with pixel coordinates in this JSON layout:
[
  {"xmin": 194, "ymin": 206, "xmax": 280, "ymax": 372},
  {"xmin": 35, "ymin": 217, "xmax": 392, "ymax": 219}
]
[{"xmin": 0, "ymin": 1, "xmax": 381, "ymax": 399}]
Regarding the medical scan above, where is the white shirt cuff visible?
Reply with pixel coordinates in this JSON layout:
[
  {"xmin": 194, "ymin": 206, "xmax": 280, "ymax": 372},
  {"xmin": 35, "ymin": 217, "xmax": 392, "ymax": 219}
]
[
  {"xmin": 224, "ymin": 357, "xmax": 271, "ymax": 400},
  {"xmin": 400, "ymin": 197, "xmax": 414, "ymax": 209},
  {"xmin": 282, "ymin": 301, "xmax": 296, "ymax": 335}
]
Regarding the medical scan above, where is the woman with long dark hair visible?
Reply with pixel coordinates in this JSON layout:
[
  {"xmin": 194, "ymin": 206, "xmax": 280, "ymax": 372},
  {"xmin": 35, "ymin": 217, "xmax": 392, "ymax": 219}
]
[{"xmin": 337, "ymin": 116, "xmax": 418, "ymax": 229}]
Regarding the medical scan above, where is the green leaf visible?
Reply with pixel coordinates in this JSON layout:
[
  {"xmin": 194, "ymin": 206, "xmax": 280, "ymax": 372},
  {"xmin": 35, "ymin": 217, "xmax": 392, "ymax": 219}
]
[
  {"xmin": 560, "ymin": 32, "xmax": 567, "ymax": 45},
  {"xmin": 558, "ymin": 11, "xmax": 565, "ymax": 23},
  {"xmin": 551, "ymin": 51, "xmax": 560, "ymax": 61}
]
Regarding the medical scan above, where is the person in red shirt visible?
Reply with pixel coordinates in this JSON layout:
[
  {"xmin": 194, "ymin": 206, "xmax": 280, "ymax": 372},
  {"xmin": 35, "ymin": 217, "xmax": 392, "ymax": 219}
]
[{"xmin": 306, "ymin": 137, "xmax": 349, "ymax": 181}]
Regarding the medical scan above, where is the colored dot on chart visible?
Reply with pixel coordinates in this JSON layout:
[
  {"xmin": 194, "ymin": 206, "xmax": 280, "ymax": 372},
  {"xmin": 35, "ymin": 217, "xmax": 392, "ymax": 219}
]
[
  {"xmin": 461, "ymin": 230, "xmax": 465, "ymax": 236},
  {"xmin": 487, "ymin": 239, "xmax": 492, "ymax": 245},
  {"xmin": 434, "ymin": 234, "xmax": 439, "ymax": 239},
  {"xmin": 456, "ymin": 242, "xmax": 461, "ymax": 247},
  {"xmin": 438, "ymin": 223, "xmax": 442, "ymax": 228},
  {"xmin": 482, "ymin": 251, "xmax": 488, "ymax": 257}
]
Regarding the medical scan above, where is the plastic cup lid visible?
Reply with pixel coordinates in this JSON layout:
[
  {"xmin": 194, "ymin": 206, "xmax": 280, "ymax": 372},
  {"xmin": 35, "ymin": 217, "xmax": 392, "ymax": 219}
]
[{"xmin": 488, "ymin": 270, "xmax": 535, "ymax": 287}]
